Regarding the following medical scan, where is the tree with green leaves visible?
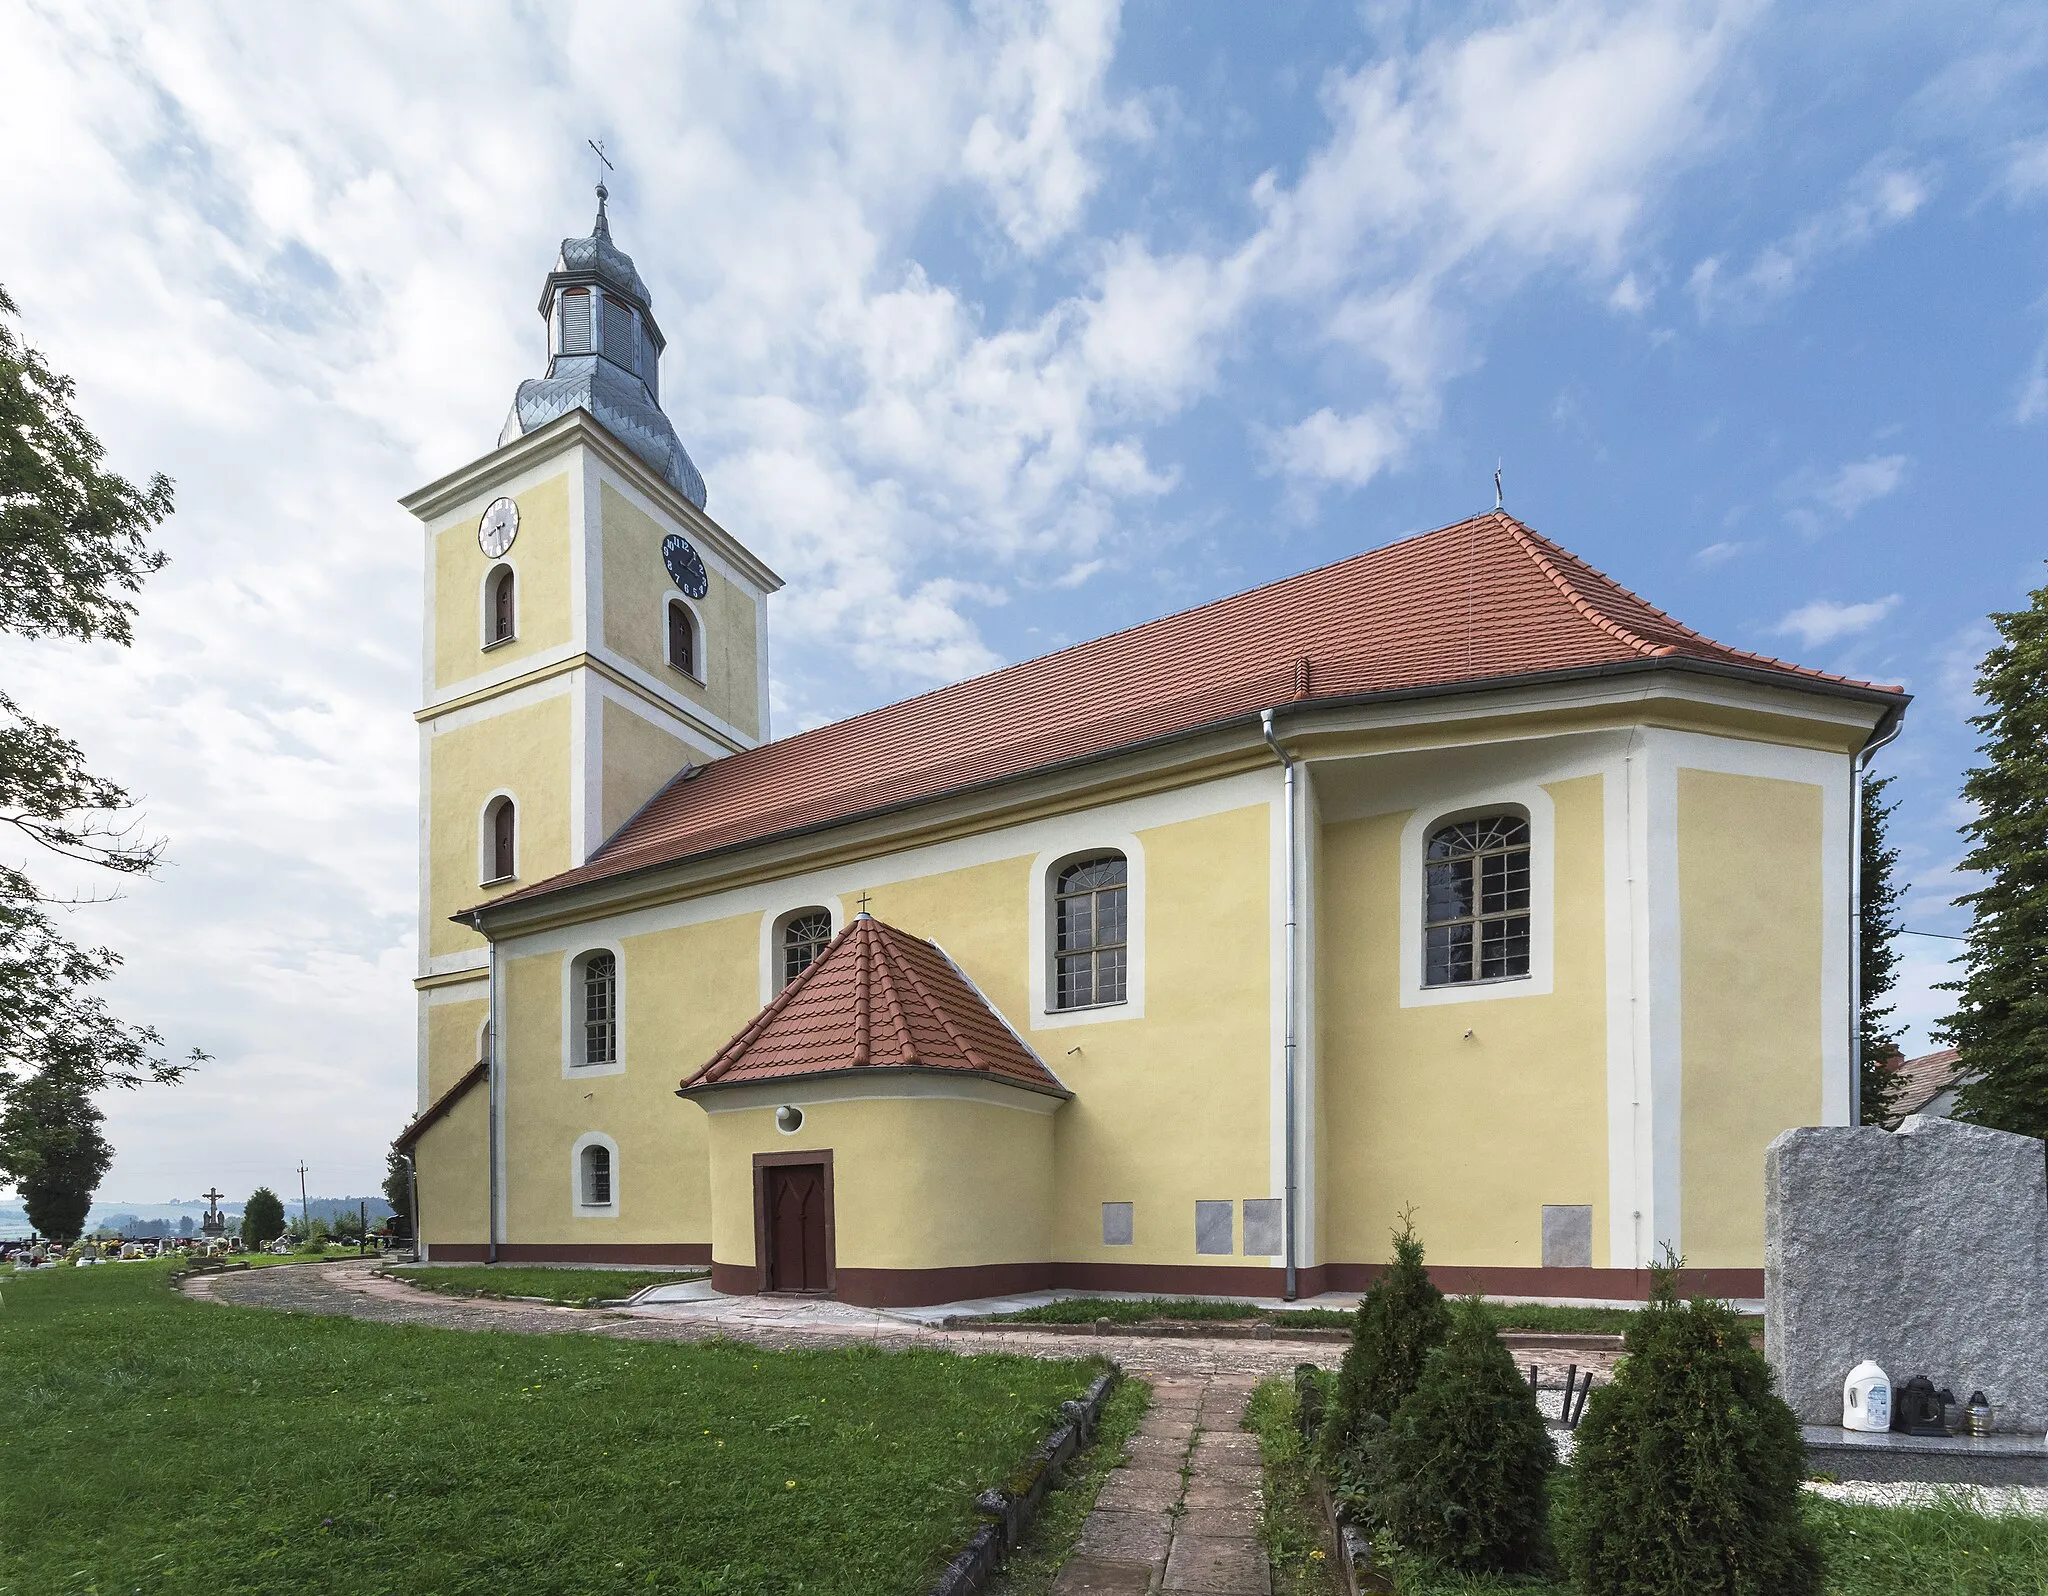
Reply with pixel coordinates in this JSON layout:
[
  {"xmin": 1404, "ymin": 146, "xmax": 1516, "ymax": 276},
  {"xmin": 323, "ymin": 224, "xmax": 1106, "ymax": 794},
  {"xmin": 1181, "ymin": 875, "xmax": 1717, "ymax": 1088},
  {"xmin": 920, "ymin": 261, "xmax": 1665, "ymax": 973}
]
[
  {"xmin": 0, "ymin": 283, "xmax": 201, "ymax": 1215},
  {"xmin": 1942, "ymin": 578, "xmax": 2048, "ymax": 1137},
  {"xmin": 1368, "ymin": 1298, "xmax": 1554, "ymax": 1576},
  {"xmin": 1558, "ymin": 1256, "xmax": 1819, "ymax": 1596},
  {"xmin": 1319, "ymin": 1213, "xmax": 1452, "ymax": 1469},
  {"xmin": 1859, "ymin": 771, "xmax": 1907, "ymax": 1126},
  {"xmin": 240, "ymin": 1187, "xmax": 286, "ymax": 1248},
  {"xmin": 0, "ymin": 1063, "xmax": 111, "ymax": 1242},
  {"xmin": 383, "ymin": 1147, "xmax": 414, "ymax": 1239}
]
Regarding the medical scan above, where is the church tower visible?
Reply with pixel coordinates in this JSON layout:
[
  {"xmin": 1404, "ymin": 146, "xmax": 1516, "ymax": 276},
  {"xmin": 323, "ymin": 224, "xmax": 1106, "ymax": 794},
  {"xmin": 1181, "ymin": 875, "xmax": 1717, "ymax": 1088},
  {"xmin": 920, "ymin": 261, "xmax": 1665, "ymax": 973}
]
[{"xmin": 401, "ymin": 185, "xmax": 781, "ymax": 1166}]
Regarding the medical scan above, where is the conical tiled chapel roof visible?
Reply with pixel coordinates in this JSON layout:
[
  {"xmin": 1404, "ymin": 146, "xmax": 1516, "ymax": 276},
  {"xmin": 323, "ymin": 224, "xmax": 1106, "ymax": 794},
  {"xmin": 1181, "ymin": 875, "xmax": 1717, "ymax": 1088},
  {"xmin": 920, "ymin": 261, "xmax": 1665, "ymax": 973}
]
[
  {"xmin": 486, "ymin": 511, "xmax": 1907, "ymax": 916},
  {"xmin": 679, "ymin": 915, "xmax": 1068, "ymax": 1099}
]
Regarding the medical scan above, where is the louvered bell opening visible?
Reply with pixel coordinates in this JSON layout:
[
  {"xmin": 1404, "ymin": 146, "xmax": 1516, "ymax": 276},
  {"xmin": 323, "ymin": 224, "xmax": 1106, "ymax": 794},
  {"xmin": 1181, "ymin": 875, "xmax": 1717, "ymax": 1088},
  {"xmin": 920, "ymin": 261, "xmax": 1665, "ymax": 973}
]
[
  {"xmin": 601, "ymin": 297, "xmax": 636, "ymax": 372},
  {"xmin": 559, "ymin": 289, "xmax": 592, "ymax": 355}
]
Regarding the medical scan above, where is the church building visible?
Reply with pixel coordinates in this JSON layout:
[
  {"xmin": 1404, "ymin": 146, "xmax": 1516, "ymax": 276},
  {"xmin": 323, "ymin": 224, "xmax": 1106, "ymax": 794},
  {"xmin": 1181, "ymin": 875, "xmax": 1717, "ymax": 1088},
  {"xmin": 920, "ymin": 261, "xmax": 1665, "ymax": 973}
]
[{"xmin": 396, "ymin": 192, "xmax": 1909, "ymax": 1305}]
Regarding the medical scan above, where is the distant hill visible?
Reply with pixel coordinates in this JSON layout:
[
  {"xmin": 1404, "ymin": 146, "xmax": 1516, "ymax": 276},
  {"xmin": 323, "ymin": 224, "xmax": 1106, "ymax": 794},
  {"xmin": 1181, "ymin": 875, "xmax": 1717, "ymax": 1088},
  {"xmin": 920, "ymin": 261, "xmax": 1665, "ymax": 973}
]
[{"xmin": 0, "ymin": 1195, "xmax": 394, "ymax": 1239}]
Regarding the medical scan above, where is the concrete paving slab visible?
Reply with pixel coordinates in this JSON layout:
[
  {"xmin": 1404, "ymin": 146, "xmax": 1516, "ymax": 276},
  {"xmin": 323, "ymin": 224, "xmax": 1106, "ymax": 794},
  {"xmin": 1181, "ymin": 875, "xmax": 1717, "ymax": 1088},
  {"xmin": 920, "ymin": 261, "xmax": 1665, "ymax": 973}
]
[
  {"xmin": 1164, "ymin": 1534, "xmax": 1271, "ymax": 1593},
  {"xmin": 1075, "ymin": 1510, "xmax": 1175, "ymax": 1562},
  {"xmin": 1181, "ymin": 1480, "xmax": 1260, "ymax": 1512},
  {"xmin": 1052, "ymin": 1557, "xmax": 1157, "ymax": 1593},
  {"xmin": 1178, "ymin": 1504, "xmax": 1261, "ymax": 1540},
  {"xmin": 1095, "ymin": 1467, "xmax": 1187, "ymax": 1512},
  {"xmin": 1192, "ymin": 1462, "xmax": 1264, "ymax": 1489}
]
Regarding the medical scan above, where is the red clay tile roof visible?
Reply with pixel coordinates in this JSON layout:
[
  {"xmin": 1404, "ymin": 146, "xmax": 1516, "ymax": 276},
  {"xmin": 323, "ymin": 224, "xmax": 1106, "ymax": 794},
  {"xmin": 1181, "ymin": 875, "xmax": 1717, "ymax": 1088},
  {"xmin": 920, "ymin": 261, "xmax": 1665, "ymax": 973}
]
[
  {"xmin": 490, "ymin": 511, "xmax": 1905, "ymax": 912},
  {"xmin": 679, "ymin": 915, "xmax": 1068, "ymax": 1098},
  {"xmin": 1891, "ymin": 1047, "xmax": 1962, "ymax": 1116}
]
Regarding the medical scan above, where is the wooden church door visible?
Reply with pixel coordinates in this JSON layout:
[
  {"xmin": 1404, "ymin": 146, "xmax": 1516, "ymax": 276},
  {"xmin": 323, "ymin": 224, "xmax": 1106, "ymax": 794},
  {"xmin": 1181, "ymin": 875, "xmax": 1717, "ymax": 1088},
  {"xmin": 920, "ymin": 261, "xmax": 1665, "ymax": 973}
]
[{"xmin": 765, "ymin": 1162, "xmax": 830, "ymax": 1292}]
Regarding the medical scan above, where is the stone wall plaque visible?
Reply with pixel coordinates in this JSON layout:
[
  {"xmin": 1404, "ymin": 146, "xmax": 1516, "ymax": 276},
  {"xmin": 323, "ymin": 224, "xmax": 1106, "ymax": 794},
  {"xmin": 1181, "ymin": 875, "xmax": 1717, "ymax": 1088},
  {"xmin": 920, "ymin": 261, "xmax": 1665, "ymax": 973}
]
[{"xmin": 1765, "ymin": 1115, "xmax": 2048, "ymax": 1432}]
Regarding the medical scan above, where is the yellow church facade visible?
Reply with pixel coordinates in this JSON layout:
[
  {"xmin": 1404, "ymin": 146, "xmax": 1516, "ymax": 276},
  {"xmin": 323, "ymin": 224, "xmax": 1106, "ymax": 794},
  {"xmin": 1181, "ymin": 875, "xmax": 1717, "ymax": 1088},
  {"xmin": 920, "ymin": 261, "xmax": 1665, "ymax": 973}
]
[{"xmin": 396, "ymin": 194, "xmax": 1907, "ymax": 1305}]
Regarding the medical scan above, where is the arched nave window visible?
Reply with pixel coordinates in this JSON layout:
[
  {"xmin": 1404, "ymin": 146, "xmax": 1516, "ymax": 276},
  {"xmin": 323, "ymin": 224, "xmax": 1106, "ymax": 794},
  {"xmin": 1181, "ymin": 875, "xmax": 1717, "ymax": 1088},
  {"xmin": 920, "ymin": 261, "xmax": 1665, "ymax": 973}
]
[
  {"xmin": 779, "ymin": 909, "xmax": 832, "ymax": 990},
  {"xmin": 1053, "ymin": 854, "xmax": 1128, "ymax": 1010},
  {"xmin": 576, "ymin": 951, "xmax": 618, "ymax": 1066},
  {"xmin": 1423, "ymin": 813, "xmax": 1532, "ymax": 986}
]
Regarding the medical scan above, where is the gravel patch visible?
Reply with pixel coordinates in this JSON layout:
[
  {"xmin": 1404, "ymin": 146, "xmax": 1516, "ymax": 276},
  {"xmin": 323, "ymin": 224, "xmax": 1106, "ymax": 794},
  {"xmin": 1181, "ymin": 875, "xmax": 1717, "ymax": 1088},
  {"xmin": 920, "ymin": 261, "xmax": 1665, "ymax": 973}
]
[{"xmin": 1804, "ymin": 1480, "xmax": 2048, "ymax": 1516}]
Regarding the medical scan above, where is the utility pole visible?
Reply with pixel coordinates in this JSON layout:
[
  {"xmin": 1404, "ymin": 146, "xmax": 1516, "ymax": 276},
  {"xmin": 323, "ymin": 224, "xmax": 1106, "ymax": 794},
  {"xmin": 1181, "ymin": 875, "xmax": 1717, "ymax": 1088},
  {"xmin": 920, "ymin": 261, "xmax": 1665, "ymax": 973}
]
[{"xmin": 297, "ymin": 1162, "xmax": 310, "ymax": 1231}]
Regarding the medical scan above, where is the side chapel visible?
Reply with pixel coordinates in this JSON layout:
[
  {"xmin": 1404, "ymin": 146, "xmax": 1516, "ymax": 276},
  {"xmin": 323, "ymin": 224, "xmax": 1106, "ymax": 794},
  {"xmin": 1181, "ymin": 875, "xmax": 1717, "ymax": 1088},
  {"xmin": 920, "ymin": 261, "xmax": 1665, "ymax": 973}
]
[{"xmin": 397, "ymin": 190, "xmax": 1909, "ymax": 1305}]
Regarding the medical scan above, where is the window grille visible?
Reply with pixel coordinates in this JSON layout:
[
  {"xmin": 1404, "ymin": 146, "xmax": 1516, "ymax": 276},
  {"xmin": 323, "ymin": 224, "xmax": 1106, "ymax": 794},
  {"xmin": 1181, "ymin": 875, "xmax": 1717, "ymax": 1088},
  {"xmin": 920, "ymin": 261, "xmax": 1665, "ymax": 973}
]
[
  {"xmin": 582, "ymin": 1144, "xmax": 611, "ymax": 1207},
  {"xmin": 601, "ymin": 297, "xmax": 636, "ymax": 369},
  {"xmin": 1423, "ymin": 814, "xmax": 1531, "ymax": 985},
  {"xmin": 667, "ymin": 600, "xmax": 695, "ymax": 674},
  {"xmin": 559, "ymin": 289, "xmax": 592, "ymax": 354},
  {"xmin": 581, "ymin": 952, "xmax": 617, "ymax": 1065},
  {"xmin": 1054, "ymin": 854, "xmax": 1128, "ymax": 1009},
  {"xmin": 781, "ymin": 910, "xmax": 832, "ymax": 988},
  {"xmin": 488, "ymin": 567, "xmax": 515, "ymax": 643},
  {"xmin": 490, "ymin": 800, "xmax": 515, "ymax": 881}
]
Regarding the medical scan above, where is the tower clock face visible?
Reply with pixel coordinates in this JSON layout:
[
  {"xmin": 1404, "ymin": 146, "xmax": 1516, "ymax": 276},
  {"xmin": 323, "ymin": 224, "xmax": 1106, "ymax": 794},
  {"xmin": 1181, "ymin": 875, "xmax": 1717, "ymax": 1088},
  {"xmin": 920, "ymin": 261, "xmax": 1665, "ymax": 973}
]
[
  {"xmin": 662, "ymin": 534, "xmax": 709, "ymax": 599},
  {"xmin": 478, "ymin": 497, "xmax": 519, "ymax": 559}
]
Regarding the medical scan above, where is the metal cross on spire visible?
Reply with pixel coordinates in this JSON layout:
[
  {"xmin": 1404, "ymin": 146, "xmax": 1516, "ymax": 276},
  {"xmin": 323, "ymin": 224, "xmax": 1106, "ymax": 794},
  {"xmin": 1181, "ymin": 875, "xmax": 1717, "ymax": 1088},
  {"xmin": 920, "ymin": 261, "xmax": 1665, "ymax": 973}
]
[{"xmin": 588, "ymin": 137, "xmax": 615, "ymax": 194}]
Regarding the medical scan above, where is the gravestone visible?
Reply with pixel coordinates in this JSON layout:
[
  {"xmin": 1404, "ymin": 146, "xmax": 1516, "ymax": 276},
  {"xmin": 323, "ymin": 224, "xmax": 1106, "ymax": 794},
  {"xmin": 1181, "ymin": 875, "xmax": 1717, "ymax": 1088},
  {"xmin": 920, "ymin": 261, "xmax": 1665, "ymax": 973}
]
[{"xmin": 1766, "ymin": 1115, "xmax": 2048, "ymax": 1432}]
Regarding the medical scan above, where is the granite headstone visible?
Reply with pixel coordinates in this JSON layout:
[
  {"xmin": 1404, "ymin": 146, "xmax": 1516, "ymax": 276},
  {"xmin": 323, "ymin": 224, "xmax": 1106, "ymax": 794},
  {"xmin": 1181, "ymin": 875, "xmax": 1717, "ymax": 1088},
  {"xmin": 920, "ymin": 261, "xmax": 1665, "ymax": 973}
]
[{"xmin": 1765, "ymin": 1115, "xmax": 2048, "ymax": 1432}]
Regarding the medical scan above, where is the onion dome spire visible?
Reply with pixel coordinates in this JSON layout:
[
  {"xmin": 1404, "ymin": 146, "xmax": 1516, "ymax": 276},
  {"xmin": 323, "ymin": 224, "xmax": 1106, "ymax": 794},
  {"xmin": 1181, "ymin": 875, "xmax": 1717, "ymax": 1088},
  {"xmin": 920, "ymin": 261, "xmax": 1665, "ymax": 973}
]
[{"xmin": 498, "ymin": 183, "xmax": 707, "ymax": 508}]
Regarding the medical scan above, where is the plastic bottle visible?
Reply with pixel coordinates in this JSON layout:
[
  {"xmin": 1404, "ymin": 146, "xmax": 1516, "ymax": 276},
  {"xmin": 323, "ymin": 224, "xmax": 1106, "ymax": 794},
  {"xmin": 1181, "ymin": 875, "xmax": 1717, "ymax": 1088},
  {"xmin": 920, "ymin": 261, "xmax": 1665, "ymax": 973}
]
[{"xmin": 1843, "ymin": 1359, "xmax": 1891, "ymax": 1432}]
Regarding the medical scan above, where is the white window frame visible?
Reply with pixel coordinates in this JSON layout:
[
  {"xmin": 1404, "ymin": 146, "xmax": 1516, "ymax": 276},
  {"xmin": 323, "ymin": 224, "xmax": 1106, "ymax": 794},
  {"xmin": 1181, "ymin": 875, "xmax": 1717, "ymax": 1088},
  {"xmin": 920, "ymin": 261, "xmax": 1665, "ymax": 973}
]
[
  {"xmin": 1399, "ymin": 786, "xmax": 1555, "ymax": 1007},
  {"xmin": 478, "ymin": 789, "xmax": 519, "ymax": 886},
  {"xmin": 562, "ymin": 943, "xmax": 627, "ymax": 1077},
  {"xmin": 480, "ymin": 560, "xmax": 519, "ymax": 650},
  {"xmin": 570, "ymin": 1131, "xmax": 619, "ymax": 1218},
  {"xmin": 658, "ymin": 589, "xmax": 707, "ymax": 684},
  {"xmin": 759, "ymin": 900, "xmax": 843, "ymax": 1006},
  {"xmin": 1029, "ymin": 834, "xmax": 1146, "ymax": 1028}
]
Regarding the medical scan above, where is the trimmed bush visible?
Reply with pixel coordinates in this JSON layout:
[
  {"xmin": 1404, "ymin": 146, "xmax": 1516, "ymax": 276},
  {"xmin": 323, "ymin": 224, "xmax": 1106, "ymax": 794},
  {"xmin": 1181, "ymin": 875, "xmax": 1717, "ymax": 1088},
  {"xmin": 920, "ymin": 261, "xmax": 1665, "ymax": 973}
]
[
  {"xmin": 1369, "ymin": 1297, "xmax": 1554, "ymax": 1575},
  {"xmin": 1319, "ymin": 1214, "xmax": 1451, "ymax": 1467},
  {"xmin": 1558, "ymin": 1262, "xmax": 1820, "ymax": 1596}
]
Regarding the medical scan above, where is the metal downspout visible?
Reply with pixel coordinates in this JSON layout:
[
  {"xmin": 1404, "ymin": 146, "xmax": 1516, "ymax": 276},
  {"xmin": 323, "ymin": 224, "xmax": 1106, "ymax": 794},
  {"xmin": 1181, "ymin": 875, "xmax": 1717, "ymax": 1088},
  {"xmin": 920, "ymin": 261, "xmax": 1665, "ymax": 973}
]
[
  {"xmin": 1259, "ymin": 709, "xmax": 1300, "ymax": 1302},
  {"xmin": 1849, "ymin": 708, "xmax": 1906, "ymax": 1126},
  {"xmin": 473, "ymin": 910, "xmax": 502, "ymax": 1264}
]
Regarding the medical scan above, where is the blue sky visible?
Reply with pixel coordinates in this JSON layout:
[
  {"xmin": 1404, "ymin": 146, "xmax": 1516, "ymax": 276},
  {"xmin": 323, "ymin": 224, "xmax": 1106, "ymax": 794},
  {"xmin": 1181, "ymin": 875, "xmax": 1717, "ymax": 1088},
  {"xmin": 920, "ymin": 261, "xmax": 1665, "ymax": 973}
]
[{"xmin": 0, "ymin": 1, "xmax": 2043, "ymax": 1198}]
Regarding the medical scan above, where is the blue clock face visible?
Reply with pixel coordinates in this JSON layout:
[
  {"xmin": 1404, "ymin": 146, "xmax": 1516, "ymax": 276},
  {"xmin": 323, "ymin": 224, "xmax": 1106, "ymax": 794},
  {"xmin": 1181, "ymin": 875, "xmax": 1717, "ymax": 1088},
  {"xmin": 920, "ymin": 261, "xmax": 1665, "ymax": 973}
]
[{"xmin": 662, "ymin": 534, "xmax": 709, "ymax": 600}]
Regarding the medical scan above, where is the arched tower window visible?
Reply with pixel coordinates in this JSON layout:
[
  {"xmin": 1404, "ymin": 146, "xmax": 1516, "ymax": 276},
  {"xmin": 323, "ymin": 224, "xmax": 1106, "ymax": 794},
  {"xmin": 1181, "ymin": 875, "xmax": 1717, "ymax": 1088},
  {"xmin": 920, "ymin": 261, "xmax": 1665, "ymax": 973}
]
[
  {"xmin": 779, "ymin": 909, "xmax": 832, "ymax": 990},
  {"xmin": 1423, "ymin": 813, "xmax": 1532, "ymax": 986},
  {"xmin": 558, "ymin": 287, "xmax": 592, "ymax": 355},
  {"xmin": 667, "ymin": 599, "xmax": 696, "ymax": 675},
  {"xmin": 486, "ymin": 565, "xmax": 515, "ymax": 646},
  {"xmin": 1054, "ymin": 854, "xmax": 1128, "ymax": 1010},
  {"xmin": 580, "ymin": 1142, "xmax": 612, "ymax": 1207},
  {"xmin": 485, "ymin": 797, "xmax": 516, "ymax": 883},
  {"xmin": 577, "ymin": 951, "xmax": 618, "ymax": 1066}
]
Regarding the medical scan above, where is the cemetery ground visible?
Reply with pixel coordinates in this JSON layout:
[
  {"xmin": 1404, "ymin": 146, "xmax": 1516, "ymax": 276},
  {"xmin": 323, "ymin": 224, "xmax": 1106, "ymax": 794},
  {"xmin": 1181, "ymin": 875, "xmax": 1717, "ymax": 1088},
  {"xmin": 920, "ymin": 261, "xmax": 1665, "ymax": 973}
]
[{"xmin": 0, "ymin": 1258, "xmax": 1104, "ymax": 1595}]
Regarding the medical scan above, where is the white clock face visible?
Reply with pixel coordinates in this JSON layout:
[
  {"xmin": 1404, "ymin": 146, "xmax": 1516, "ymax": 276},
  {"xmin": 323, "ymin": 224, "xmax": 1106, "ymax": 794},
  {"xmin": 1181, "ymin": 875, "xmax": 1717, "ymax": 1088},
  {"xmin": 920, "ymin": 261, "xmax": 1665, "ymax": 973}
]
[{"xmin": 478, "ymin": 497, "xmax": 519, "ymax": 559}]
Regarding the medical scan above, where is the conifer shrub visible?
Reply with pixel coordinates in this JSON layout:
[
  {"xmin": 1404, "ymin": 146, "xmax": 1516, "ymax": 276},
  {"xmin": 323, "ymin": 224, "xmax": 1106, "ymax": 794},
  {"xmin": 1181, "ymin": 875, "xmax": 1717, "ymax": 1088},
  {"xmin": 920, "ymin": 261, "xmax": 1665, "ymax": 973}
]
[
  {"xmin": 1368, "ymin": 1296, "xmax": 1554, "ymax": 1575},
  {"xmin": 1318, "ymin": 1213, "xmax": 1450, "ymax": 1468},
  {"xmin": 1557, "ymin": 1261, "xmax": 1820, "ymax": 1596}
]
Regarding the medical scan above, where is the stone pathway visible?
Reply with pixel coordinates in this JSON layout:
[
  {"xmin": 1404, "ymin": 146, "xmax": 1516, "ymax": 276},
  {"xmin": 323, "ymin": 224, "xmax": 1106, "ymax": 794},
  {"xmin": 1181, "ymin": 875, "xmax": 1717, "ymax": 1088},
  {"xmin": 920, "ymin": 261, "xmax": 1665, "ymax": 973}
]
[
  {"xmin": 185, "ymin": 1262, "xmax": 1343, "ymax": 1381},
  {"xmin": 1058, "ymin": 1373, "xmax": 1268, "ymax": 1594}
]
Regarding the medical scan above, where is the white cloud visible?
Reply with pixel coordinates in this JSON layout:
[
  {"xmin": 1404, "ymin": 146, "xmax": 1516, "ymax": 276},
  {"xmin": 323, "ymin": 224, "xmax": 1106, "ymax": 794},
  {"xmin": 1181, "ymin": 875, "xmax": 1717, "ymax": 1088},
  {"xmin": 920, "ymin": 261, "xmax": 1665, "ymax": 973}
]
[
  {"xmin": 1691, "ymin": 161, "xmax": 1933, "ymax": 316},
  {"xmin": 2018, "ymin": 329, "xmax": 2048, "ymax": 424},
  {"xmin": 1781, "ymin": 452, "xmax": 1910, "ymax": 535},
  {"xmin": 2002, "ymin": 136, "xmax": 2048, "ymax": 203},
  {"xmin": 961, "ymin": 0, "xmax": 1149, "ymax": 252},
  {"xmin": 1775, "ymin": 595, "xmax": 1902, "ymax": 647},
  {"xmin": 1813, "ymin": 453, "xmax": 1911, "ymax": 517},
  {"xmin": 1693, "ymin": 539, "xmax": 1751, "ymax": 565}
]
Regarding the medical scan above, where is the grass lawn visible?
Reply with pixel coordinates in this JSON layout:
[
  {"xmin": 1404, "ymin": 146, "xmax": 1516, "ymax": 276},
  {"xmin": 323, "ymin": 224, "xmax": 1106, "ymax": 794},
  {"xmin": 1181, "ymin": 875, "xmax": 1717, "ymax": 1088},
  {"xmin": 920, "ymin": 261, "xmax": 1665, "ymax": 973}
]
[
  {"xmin": 388, "ymin": 1264, "xmax": 709, "ymax": 1307},
  {"xmin": 984, "ymin": 1296, "xmax": 1660, "ymax": 1336},
  {"xmin": 0, "ymin": 1259, "xmax": 1105, "ymax": 1595},
  {"xmin": 1244, "ymin": 1375, "xmax": 2048, "ymax": 1595}
]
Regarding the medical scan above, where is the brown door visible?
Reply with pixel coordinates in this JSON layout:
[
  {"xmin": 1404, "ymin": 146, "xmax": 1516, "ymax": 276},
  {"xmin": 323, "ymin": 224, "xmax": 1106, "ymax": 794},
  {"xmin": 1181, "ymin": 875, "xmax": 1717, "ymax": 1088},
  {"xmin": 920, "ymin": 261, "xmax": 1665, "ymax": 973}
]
[{"xmin": 765, "ymin": 1163, "xmax": 829, "ymax": 1292}]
